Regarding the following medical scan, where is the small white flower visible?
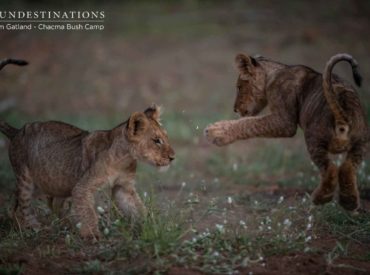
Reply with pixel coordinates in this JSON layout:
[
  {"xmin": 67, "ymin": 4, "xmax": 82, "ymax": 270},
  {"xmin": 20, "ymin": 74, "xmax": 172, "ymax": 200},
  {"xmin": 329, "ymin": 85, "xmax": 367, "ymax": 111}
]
[
  {"xmin": 254, "ymin": 200, "xmax": 258, "ymax": 205},
  {"xmin": 227, "ymin": 196, "xmax": 233, "ymax": 204},
  {"xmin": 223, "ymin": 219, "xmax": 228, "ymax": 224},
  {"xmin": 215, "ymin": 224, "xmax": 225, "ymax": 233},
  {"xmin": 308, "ymin": 215, "xmax": 313, "ymax": 222},
  {"xmin": 307, "ymin": 223, "xmax": 312, "ymax": 230},
  {"xmin": 103, "ymin": 228, "xmax": 110, "ymax": 235},
  {"xmin": 216, "ymin": 224, "xmax": 223, "ymax": 230},
  {"xmin": 143, "ymin": 192, "xmax": 148, "ymax": 198},
  {"xmin": 232, "ymin": 163, "xmax": 238, "ymax": 171},
  {"xmin": 76, "ymin": 222, "xmax": 82, "ymax": 229},
  {"xmin": 278, "ymin": 196, "xmax": 284, "ymax": 204},
  {"xmin": 239, "ymin": 220, "xmax": 246, "ymax": 226},
  {"xmin": 283, "ymin": 219, "xmax": 292, "ymax": 227},
  {"xmin": 267, "ymin": 226, "xmax": 272, "ymax": 230},
  {"xmin": 258, "ymin": 226, "xmax": 263, "ymax": 231},
  {"xmin": 196, "ymin": 125, "xmax": 199, "ymax": 130},
  {"xmin": 181, "ymin": 182, "xmax": 186, "ymax": 187},
  {"xmin": 259, "ymin": 256, "xmax": 264, "ymax": 261},
  {"xmin": 97, "ymin": 206, "xmax": 105, "ymax": 214},
  {"xmin": 213, "ymin": 251, "xmax": 220, "ymax": 257},
  {"xmin": 302, "ymin": 197, "xmax": 307, "ymax": 203},
  {"xmin": 305, "ymin": 236, "xmax": 312, "ymax": 242}
]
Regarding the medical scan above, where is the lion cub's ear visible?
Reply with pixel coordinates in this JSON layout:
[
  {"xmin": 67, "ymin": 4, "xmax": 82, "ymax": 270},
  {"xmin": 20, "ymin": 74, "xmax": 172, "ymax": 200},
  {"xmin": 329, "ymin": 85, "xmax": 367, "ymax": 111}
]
[
  {"xmin": 144, "ymin": 104, "xmax": 161, "ymax": 122},
  {"xmin": 235, "ymin": 53, "xmax": 257, "ymax": 80},
  {"xmin": 126, "ymin": 112, "xmax": 149, "ymax": 141}
]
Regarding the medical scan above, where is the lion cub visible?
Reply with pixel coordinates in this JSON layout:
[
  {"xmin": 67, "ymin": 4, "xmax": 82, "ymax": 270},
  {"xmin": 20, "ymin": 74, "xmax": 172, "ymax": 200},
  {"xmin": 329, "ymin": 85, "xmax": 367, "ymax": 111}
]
[
  {"xmin": 1, "ymin": 104, "xmax": 175, "ymax": 239},
  {"xmin": 205, "ymin": 53, "xmax": 368, "ymax": 211}
]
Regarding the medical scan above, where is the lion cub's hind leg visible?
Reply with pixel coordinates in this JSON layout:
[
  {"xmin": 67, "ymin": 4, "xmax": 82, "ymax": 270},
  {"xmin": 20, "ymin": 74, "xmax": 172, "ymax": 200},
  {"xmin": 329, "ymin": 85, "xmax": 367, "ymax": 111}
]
[
  {"xmin": 306, "ymin": 140, "xmax": 338, "ymax": 205},
  {"xmin": 338, "ymin": 143, "xmax": 364, "ymax": 211},
  {"xmin": 14, "ymin": 167, "xmax": 41, "ymax": 230}
]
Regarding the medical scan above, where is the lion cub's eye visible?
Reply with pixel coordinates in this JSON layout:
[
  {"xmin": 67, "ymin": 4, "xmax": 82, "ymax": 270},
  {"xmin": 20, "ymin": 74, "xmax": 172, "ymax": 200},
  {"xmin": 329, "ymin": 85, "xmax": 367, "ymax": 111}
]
[{"xmin": 153, "ymin": 138, "xmax": 163, "ymax": 145}]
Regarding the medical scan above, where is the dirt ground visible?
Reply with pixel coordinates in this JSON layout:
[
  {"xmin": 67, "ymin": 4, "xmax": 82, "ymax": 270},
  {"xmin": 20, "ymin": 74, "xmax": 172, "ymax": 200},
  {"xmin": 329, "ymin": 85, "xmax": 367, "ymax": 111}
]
[{"xmin": 1, "ymin": 1, "xmax": 370, "ymax": 274}]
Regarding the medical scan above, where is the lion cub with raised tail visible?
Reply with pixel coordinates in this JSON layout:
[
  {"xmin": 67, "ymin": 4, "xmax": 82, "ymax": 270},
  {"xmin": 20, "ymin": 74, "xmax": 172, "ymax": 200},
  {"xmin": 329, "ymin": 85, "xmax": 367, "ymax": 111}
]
[
  {"xmin": 205, "ymin": 53, "xmax": 368, "ymax": 211},
  {"xmin": 1, "ymin": 104, "xmax": 175, "ymax": 239}
]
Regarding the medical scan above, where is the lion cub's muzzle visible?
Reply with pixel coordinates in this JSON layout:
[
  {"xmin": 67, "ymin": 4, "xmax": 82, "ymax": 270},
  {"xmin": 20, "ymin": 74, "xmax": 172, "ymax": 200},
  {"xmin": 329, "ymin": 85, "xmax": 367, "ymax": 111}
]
[
  {"xmin": 160, "ymin": 148, "xmax": 175, "ymax": 166},
  {"xmin": 157, "ymin": 151, "xmax": 175, "ymax": 172},
  {"xmin": 168, "ymin": 149, "xmax": 175, "ymax": 162}
]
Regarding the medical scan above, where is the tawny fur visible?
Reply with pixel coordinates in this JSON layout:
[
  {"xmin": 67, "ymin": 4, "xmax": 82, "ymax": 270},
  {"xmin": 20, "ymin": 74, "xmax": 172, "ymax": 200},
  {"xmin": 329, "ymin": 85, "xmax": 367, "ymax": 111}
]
[
  {"xmin": 1, "ymin": 104, "xmax": 175, "ymax": 239},
  {"xmin": 205, "ymin": 53, "xmax": 368, "ymax": 211}
]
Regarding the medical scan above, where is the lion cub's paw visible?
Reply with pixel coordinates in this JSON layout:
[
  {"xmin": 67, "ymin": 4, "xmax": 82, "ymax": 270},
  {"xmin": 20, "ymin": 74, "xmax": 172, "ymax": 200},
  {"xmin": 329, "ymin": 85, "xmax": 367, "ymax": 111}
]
[
  {"xmin": 79, "ymin": 226, "xmax": 101, "ymax": 242},
  {"xmin": 311, "ymin": 187, "xmax": 335, "ymax": 205},
  {"xmin": 204, "ymin": 121, "xmax": 237, "ymax": 146},
  {"xmin": 339, "ymin": 193, "xmax": 360, "ymax": 211}
]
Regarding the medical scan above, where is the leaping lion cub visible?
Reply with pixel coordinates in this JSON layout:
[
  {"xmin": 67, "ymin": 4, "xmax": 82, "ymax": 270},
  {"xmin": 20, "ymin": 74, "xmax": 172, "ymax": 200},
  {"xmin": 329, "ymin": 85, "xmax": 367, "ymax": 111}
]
[
  {"xmin": 205, "ymin": 53, "xmax": 368, "ymax": 211},
  {"xmin": 0, "ymin": 60, "xmax": 175, "ymax": 239}
]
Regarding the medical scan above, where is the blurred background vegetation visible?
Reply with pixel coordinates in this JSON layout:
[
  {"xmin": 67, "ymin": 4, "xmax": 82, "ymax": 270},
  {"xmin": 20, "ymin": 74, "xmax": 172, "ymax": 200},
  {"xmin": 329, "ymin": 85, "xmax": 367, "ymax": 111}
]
[{"xmin": 0, "ymin": 0, "xmax": 370, "ymax": 197}]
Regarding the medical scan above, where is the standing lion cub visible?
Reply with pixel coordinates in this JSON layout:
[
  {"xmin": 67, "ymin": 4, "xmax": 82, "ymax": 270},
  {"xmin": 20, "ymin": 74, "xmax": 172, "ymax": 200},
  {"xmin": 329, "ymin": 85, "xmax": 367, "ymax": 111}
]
[
  {"xmin": 205, "ymin": 53, "xmax": 368, "ymax": 211},
  {"xmin": 1, "ymin": 93, "xmax": 175, "ymax": 238}
]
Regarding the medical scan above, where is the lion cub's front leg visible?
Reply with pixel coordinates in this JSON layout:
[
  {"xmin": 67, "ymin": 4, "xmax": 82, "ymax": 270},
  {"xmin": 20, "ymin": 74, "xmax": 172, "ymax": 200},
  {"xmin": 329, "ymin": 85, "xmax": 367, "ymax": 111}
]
[
  {"xmin": 112, "ymin": 177, "xmax": 146, "ymax": 223},
  {"xmin": 205, "ymin": 114, "xmax": 297, "ymax": 146}
]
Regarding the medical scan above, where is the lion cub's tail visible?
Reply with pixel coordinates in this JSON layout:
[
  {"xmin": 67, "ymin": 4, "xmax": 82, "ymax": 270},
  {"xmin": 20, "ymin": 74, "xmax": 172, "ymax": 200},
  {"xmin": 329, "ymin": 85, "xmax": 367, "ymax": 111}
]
[
  {"xmin": 0, "ymin": 121, "xmax": 19, "ymax": 139},
  {"xmin": 0, "ymin": 58, "xmax": 27, "ymax": 139},
  {"xmin": 0, "ymin": 58, "xmax": 28, "ymax": 71},
  {"xmin": 323, "ymin": 53, "xmax": 362, "ymax": 140}
]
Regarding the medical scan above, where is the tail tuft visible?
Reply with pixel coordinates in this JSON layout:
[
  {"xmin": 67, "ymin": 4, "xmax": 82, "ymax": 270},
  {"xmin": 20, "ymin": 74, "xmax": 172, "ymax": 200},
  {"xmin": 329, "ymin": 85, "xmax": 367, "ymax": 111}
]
[
  {"xmin": 8, "ymin": 59, "xmax": 28, "ymax": 66},
  {"xmin": 0, "ymin": 58, "xmax": 28, "ymax": 71}
]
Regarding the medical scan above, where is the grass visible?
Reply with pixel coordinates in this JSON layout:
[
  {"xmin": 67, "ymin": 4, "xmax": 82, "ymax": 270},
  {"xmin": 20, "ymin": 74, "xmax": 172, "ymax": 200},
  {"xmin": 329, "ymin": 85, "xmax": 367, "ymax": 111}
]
[{"xmin": 1, "ymin": 179, "xmax": 369, "ymax": 274}]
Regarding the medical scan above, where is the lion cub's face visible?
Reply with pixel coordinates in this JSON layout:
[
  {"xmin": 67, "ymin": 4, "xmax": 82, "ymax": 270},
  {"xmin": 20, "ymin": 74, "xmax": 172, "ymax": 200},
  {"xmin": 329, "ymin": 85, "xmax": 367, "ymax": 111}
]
[
  {"xmin": 126, "ymin": 105, "xmax": 175, "ymax": 167},
  {"xmin": 234, "ymin": 54, "xmax": 267, "ymax": 117}
]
